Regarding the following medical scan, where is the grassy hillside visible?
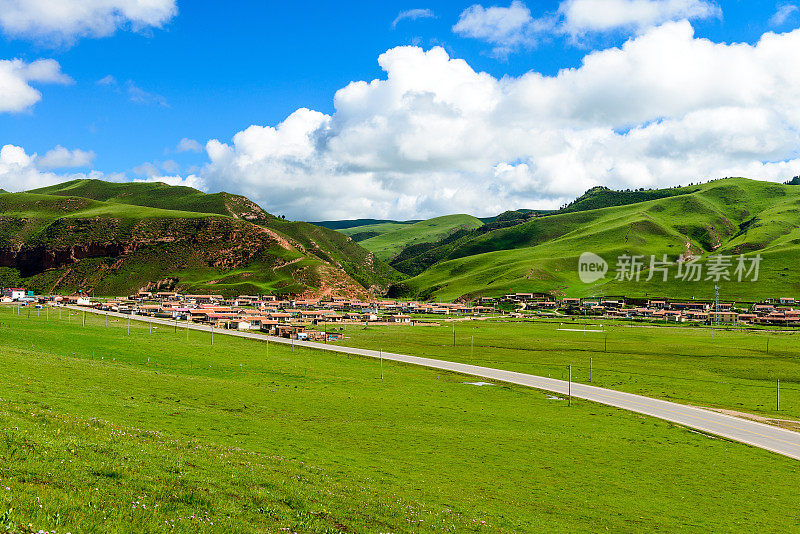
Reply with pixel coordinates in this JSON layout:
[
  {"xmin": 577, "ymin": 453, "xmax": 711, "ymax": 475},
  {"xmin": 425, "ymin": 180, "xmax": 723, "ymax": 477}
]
[
  {"xmin": 388, "ymin": 210, "xmax": 537, "ymax": 277},
  {"xmin": 560, "ymin": 184, "xmax": 701, "ymax": 213},
  {"xmin": 2, "ymin": 309, "xmax": 800, "ymax": 532},
  {"xmin": 398, "ymin": 178, "xmax": 800, "ymax": 301},
  {"xmin": 25, "ymin": 179, "xmax": 399, "ymax": 293},
  {"xmin": 268, "ymin": 219, "xmax": 401, "ymax": 291},
  {"xmin": 30, "ymin": 179, "xmax": 271, "ymax": 222},
  {"xmin": 338, "ymin": 221, "xmax": 414, "ymax": 242},
  {"xmin": 357, "ymin": 214, "xmax": 484, "ymax": 261},
  {"xmin": 0, "ymin": 183, "xmax": 395, "ymax": 297}
]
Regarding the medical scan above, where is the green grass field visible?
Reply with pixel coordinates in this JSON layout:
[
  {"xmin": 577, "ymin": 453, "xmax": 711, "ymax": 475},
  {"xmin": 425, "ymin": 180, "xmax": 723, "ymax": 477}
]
[
  {"xmin": 2, "ymin": 306, "xmax": 800, "ymax": 532},
  {"xmin": 321, "ymin": 317, "xmax": 800, "ymax": 421},
  {"xmin": 356, "ymin": 215, "xmax": 484, "ymax": 261}
]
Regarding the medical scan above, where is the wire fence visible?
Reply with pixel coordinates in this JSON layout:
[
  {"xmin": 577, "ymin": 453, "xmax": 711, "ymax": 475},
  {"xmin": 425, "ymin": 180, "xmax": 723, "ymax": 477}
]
[{"xmin": 2, "ymin": 304, "xmax": 795, "ymax": 413}]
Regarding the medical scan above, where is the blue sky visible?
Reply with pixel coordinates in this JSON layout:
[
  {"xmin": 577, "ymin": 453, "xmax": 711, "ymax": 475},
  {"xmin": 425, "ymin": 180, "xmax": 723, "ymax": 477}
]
[{"xmin": 1, "ymin": 1, "xmax": 800, "ymax": 219}]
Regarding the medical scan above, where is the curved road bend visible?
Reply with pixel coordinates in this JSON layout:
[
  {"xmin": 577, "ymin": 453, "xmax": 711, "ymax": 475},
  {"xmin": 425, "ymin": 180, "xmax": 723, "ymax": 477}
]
[{"xmin": 67, "ymin": 307, "xmax": 800, "ymax": 461}]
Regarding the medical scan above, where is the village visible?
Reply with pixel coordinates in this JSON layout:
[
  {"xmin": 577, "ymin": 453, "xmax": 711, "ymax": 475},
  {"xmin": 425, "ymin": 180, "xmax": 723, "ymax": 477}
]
[{"xmin": 4, "ymin": 288, "xmax": 800, "ymax": 338}]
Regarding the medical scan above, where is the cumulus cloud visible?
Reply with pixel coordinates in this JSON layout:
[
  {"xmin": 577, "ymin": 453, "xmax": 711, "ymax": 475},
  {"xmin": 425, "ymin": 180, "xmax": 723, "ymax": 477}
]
[
  {"xmin": 392, "ymin": 8, "xmax": 436, "ymax": 28},
  {"xmin": 454, "ymin": 0, "xmax": 720, "ymax": 53},
  {"xmin": 0, "ymin": 0, "xmax": 178, "ymax": 45},
  {"xmin": 187, "ymin": 22, "xmax": 800, "ymax": 220},
  {"xmin": 0, "ymin": 58, "xmax": 71, "ymax": 113},
  {"xmin": 453, "ymin": 1, "xmax": 552, "ymax": 56},
  {"xmin": 770, "ymin": 3, "xmax": 799, "ymax": 26},
  {"xmin": 559, "ymin": 0, "xmax": 720, "ymax": 37},
  {"xmin": 176, "ymin": 138, "xmax": 203, "ymax": 153},
  {"xmin": 35, "ymin": 146, "xmax": 95, "ymax": 169},
  {"xmin": 0, "ymin": 144, "xmax": 111, "ymax": 191},
  {"xmin": 133, "ymin": 174, "xmax": 204, "ymax": 189}
]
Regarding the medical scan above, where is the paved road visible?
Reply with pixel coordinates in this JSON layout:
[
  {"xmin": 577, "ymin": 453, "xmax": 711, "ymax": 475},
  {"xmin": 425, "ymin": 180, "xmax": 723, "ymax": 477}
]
[{"xmin": 66, "ymin": 306, "xmax": 800, "ymax": 461}]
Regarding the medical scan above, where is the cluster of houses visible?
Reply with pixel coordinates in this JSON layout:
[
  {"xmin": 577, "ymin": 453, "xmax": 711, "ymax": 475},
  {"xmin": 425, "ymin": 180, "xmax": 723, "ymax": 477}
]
[
  {"xmin": 7, "ymin": 287, "xmax": 800, "ymax": 329},
  {"xmin": 496, "ymin": 293, "xmax": 800, "ymax": 325},
  {"xmin": 43, "ymin": 292, "xmax": 498, "ymax": 340}
]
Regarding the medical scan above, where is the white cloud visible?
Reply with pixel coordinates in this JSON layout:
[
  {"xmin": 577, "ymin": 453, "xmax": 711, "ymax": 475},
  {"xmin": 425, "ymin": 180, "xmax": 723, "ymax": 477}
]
[
  {"xmin": 97, "ymin": 74, "xmax": 117, "ymax": 86},
  {"xmin": 0, "ymin": 144, "xmax": 113, "ymax": 192},
  {"xmin": 96, "ymin": 76, "xmax": 168, "ymax": 106},
  {"xmin": 453, "ymin": 1, "xmax": 551, "ymax": 56},
  {"xmin": 0, "ymin": 0, "xmax": 178, "ymax": 45},
  {"xmin": 770, "ymin": 3, "xmax": 799, "ymax": 26},
  {"xmin": 392, "ymin": 8, "xmax": 436, "ymax": 28},
  {"xmin": 454, "ymin": 0, "xmax": 720, "ymax": 54},
  {"xmin": 559, "ymin": 0, "xmax": 721, "ymax": 36},
  {"xmin": 187, "ymin": 22, "xmax": 800, "ymax": 220},
  {"xmin": 36, "ymin": 146, "xmax": 95, "ymax": 169},
  {"xmin": 160, "ymin": 159, "xmax": 179, "ymax": 173},
  {"xmin": 133, "ymin": 174, "xmax": 204, "ymax": 189},
  {"xmin": 126, "ymin": 80, "xmax": 168, "ymax": 107},
  {"xmin": 176, "ymin": 138, "xmax": 203, "ymax": 153},
  {"xmin": 133, "ymin": 161, "xmax": 160, "ymax": 178},
  {"xmin": 0, "ymin": 58, "xmax": 71, "ymax": 113}
]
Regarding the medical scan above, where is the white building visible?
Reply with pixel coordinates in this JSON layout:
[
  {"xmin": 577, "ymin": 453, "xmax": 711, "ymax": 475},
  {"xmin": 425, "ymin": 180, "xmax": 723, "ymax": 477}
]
[{"xmin": 3, "ymin": 288, "xmax": 26, "ymax": 301}]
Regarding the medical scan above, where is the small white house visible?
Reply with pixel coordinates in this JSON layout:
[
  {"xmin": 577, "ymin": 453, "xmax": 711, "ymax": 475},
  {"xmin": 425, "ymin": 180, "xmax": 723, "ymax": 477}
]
[{"xmin": 3, "ymin": 288, "xmax": 26, "ymax": 301}]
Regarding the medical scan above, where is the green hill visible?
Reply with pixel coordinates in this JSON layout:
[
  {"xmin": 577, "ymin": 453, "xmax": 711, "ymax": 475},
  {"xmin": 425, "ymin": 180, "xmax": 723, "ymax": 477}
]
[
  {"xmin": 0, "ymin": 181, "xmax": 398, "ymax": 297},
  {"xmin": 559, "ymin": 184, "xmax": 702, "ymax": 213},
  {"xmin": 30, "ymin": 179, "xmax": 272, "ymax": 221},
  {"xmin": 396, "ymin": 178, "xmax": 800, "ymax": 301},
  {"xmin": 338, "ymin": 221, "xmax": 416, "ymax": 242},
  {"xmin": 356, "ymin": 214, "xmax": 484, "ymax": 261}
]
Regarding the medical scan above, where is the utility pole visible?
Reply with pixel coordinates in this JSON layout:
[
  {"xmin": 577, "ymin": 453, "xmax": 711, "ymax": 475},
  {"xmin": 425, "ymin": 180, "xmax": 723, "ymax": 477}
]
[
  {"xmin": 715, "ymin": 285, "xmax": 720, "ymax": 320},
  {"xmin": 568, "ymin": 365, "xmax": 572, "ymax": 407},
  {"xmin": 266, "ymin": 338, "xmax": 269, "ymax": 360},
  {"xmin": 186, "ymin": 319, "xmax": 189, "ymax": 343},
  {"xmin": 777, "ymin": 379, "xmax": 781, "ymax": 411},
  {"xmin": 470, "ymin": 335, "xmax": 473, "ymax": 364},
  {"xmin": 380, "ymin": 348, "xmax": 383, "ymax": 379},
  {"xmin": 452, "ymin": 321, "xmax": 455, "ymax": 347},
  {"xmin": 83, "ymin": 310, "xmax": 86, "ymax": 327},
  {"xmin": 127, "ymin": 316, "xmax": 130, "ymax": 335},
  {"xmin": 211, "ymin": 324, "xmax": 214, "ymax": 345}
]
